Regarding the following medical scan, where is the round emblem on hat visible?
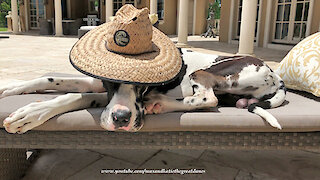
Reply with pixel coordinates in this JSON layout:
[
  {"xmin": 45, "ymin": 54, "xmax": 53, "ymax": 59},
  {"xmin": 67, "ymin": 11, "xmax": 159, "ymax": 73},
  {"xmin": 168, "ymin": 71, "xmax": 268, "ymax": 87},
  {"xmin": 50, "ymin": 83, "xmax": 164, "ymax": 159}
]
[{"xmin": 114, "ymin": 30, "xmax": 130, "ymax": 47}]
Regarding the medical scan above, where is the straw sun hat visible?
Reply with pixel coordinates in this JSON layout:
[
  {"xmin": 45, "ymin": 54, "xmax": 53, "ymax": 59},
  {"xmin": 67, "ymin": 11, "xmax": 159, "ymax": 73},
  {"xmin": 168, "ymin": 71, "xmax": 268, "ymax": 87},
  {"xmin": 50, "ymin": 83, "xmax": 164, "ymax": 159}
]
[{"xmin": 70, "ymin": 4, "xmax": 182, "ymax": 85}]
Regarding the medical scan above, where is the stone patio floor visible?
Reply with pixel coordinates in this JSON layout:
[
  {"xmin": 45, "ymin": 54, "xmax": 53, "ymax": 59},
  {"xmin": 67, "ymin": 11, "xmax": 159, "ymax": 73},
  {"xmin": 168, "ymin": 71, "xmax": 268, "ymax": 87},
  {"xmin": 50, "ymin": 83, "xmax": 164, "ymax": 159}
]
[{"xmin": 1, "ymin": 33, "xmax": 320, "ymax": 179}]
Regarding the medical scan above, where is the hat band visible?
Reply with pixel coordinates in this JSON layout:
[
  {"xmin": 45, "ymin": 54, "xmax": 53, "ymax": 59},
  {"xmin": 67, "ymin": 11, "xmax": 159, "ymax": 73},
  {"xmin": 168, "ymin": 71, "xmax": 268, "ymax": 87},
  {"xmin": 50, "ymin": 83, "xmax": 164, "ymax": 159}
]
[{"xmin": 105, "ymin": 41, "xmax": 156, "ymax": 56}]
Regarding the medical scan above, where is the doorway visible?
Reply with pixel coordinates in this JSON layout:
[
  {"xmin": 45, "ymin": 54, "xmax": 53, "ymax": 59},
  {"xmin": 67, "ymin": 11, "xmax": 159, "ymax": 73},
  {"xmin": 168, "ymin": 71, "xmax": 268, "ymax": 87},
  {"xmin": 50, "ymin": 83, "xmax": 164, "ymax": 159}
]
[{"xmin": 29, "ymin": 0, "xmax": 46, "ymax": 29}]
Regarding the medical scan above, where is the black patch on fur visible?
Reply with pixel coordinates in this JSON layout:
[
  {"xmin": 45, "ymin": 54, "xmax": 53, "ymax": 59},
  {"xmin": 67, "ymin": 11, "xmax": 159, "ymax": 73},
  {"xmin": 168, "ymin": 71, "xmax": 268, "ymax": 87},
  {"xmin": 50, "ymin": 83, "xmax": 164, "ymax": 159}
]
[
  {"xmin": 232, "ymin": 82, "xmax": 238, "ymax": 87},
  {"xmin": 177, "ymin": 48, "xmax": 183, "ymax": 55},
  {"xmin": 191, "ymin": 99, "xmax": 194, "ymax": 103},
  {"xmin": 242, "ymin": 86, "xmax": 259, "ymax": 91},
  {"xmin": 260, "ymin": 92, "xmax": 276, "ymax": 101},
  {"xmin": 214, "ymin": 56, "xmax": 243, "ymax": 62},
  {"xmin": 192, "ymin": 85, "xmax": 198, "ymax": 94},
  {"xmin": 204, "ymin": 56, "xmax": 264, "ymax": 76},
  {"xmin": 132, "ymin": 17, "xmax": 137, "ymax": 21},
  {"xmin": 216, "ymin": 93, "xmax": 244, "ymax": 107},
  {"xmin": 136, "ymin": 97, "xmax": 142, "ymax": 103},
  {"xmin": 176, "ymin": 98, "xmax": 184, "ymax": 101},
  {"xmin": 56, "ymin": 83, "xmax": 60, "ymax": 85},
  {"xmin": 213, "ymin": 84, "xmax": 221, "ymax": 89},
  {"xmin": 279, "ymin": 80, "xmax": 286, "ymax": 94},
  {"xmin": 48, "ymin": 78, "xmax": 54, "ymax": 82},
  {"xmin": 143, "ymin": 97, "xmax": 150, "ymax": 101},
  {"xmin": 186, "ymin": 50, "xmax": 193, "ymax": 52},
  {"xmin": 102, "ymin": 81, "xmax": 120, "ymax": 102},
  {"xmin": 96, "ymin": 103, "xmax": 100, "ymax": 107},
  {"xmin": 203, "ymin": 98, "xmax": 207, "ymax": 102},
  {"xmin": 90, "ymin": 100, "xmax": 96, "ymax": 107},
  {"xmin": 256, "ymin": 66, "xmax": 260, "ymax": 72},
  {"xmin": 134, "ymin": 103, "xmax": 143, "ymax": 128},
  {"xmin": 248, "ymin": 101, "xmax": 271, "ymax": 112}
]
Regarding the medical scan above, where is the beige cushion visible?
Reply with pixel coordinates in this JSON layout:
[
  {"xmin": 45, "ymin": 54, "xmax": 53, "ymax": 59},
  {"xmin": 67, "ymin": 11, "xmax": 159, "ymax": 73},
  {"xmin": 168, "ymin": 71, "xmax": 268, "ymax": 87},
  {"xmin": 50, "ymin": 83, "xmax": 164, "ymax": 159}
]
[
  {"xmin": 275, "ymin": 32, "xmax": 320, "ymax": 97},
  {"xmin": 1, "ymin": 90, "xmax": 320, "ymax": 132}
]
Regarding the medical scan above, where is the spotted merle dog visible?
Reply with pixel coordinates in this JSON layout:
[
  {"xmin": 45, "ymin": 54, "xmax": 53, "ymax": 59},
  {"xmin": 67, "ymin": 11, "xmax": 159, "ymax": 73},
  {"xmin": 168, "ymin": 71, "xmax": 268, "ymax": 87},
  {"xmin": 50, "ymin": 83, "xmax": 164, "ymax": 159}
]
[{"xmin": 1, "ymin": 49, "xmax": 286, "ymax": 133}]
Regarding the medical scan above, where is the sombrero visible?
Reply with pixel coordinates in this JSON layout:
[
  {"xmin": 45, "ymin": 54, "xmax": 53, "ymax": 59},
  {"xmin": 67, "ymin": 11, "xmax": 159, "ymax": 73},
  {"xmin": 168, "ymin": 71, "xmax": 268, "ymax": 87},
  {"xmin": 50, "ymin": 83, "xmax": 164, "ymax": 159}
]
[{"xmin": 69, "ymin": 4, "xmax": 182, "ymax": 85}]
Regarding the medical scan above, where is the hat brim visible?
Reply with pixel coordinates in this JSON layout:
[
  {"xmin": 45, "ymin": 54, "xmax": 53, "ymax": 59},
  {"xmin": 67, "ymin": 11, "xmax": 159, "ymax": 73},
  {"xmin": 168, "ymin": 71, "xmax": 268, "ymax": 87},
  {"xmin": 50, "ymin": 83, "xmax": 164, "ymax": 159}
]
[{"xmin": 69, "ymin": 23, "xmax": 182, "ymax": 86}]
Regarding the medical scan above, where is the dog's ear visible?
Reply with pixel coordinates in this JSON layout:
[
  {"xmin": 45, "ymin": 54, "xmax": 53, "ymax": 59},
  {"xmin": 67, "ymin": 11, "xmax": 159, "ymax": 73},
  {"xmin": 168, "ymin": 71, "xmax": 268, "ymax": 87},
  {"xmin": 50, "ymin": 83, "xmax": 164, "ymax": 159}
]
[
  {"xmin": 102, "ymin": 81, "xmax": 120, "ymax": 102},
  {"xmin": 135, "ymin": 86, "xmax": 148, "ymax": 98},
  {"xmin": 177, "ymin": 47, "xmax": 183, "ymax": 55}
]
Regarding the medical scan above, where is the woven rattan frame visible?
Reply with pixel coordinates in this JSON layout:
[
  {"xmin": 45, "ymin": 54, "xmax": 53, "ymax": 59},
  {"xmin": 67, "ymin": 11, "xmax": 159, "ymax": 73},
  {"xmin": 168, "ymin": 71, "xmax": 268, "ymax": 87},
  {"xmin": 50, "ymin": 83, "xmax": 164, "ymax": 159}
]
[{"xmin": 1, "ymin": 129, "xmax": 319, "ymax": 150}]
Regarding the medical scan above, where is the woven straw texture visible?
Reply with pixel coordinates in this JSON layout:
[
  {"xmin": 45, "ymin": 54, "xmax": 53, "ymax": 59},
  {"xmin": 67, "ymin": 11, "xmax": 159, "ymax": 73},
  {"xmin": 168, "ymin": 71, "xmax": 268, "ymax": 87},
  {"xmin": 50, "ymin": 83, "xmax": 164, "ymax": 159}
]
[
  {"xmin": 1, "ymin": 129, "xmax": 319, "ymax": 150},
  {"xmin": 0, "ymin": 148, "xmax": 29, "ymax": 180},
  {"xmin": 70, "ymin": 5, "xmax": 182, "ymax": 85},
  {"xmin": 106, "ymin": 5, "xmax": 153, "ymax": 54}
]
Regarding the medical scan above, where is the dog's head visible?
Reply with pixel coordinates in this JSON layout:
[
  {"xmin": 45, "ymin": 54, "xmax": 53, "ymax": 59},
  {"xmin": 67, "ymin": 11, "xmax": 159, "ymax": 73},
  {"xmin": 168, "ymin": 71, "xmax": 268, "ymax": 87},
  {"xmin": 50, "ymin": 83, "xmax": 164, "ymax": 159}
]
[{"xmin": 100, "ymin": 81, "xmax": 148, "ymax": 132}]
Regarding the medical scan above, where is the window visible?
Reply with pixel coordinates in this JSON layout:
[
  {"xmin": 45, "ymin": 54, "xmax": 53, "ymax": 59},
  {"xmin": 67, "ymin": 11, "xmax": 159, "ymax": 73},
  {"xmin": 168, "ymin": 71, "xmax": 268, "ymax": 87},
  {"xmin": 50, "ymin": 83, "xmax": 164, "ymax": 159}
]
[
  {"xmin": 157, "ymin": 0, "xmax": 164, "ymax": 20},
  {"xmin": 113, "ymin": 0, "xmax": 136, "ymax": 15},
  {"xmin": 236, "ymin": 0, "xmax": 260, "ymax": 39},
  {"xmin": 273, "ymin": 0, "xmax": 311, "ymax": 44}
]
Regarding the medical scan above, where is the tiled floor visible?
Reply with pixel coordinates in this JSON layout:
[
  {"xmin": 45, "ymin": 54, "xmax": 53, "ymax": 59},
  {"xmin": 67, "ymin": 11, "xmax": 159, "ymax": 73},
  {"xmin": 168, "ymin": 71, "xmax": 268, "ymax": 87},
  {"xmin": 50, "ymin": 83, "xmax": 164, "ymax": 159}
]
[
  {"xmin": 22, "ymin": 149, "xmax": 320, "ymax": 180},
  {"xmin": 2, "ymin": 33, "xmax": 319, "ymax": 179}
]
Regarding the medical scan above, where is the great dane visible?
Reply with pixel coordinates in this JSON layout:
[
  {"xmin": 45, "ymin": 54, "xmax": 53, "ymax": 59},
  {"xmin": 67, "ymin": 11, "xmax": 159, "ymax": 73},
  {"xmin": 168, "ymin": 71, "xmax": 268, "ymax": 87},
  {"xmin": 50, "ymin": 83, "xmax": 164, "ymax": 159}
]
[{"xmin": 1, "ymin": 49, "xmax": 286, "ymax": 133}]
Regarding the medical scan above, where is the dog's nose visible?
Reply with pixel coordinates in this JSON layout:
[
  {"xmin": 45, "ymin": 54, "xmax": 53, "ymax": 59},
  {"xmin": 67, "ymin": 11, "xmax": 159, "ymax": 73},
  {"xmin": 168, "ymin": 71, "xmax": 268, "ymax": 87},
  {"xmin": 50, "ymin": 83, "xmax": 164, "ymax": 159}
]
[{"xmin": 112, "ymin": 109, "xmax": 132, "ymax": 127}]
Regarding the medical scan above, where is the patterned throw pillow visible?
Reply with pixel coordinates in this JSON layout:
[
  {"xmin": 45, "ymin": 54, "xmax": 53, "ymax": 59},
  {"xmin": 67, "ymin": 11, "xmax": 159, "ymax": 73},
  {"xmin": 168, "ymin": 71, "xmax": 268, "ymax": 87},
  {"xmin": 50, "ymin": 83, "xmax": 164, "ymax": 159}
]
[{"xmin": 275, "ymin": 32, "xmax": 320, "ymax": 97}]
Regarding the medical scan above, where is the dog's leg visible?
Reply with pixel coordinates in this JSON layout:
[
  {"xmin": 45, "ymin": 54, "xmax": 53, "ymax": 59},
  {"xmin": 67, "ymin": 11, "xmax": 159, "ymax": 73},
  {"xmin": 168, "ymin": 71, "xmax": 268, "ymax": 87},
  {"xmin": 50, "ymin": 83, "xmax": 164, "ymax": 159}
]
[
  {"xmin": 0, "ymin": 77, "xmax": 105, "ymax": 98},
  {"xmin": 145, "ymin": 78, "xmax": 218, "ymax": 114},
  {"xmin": 145, "ymin": 92, "xmax": 218, "ymax": 114},
  {"xmin": 3, "ymin": 93, "xmax": 107, "ymax": 134},
  {"xmin": 183, "ymin": 87, "xmax": 218, "ymax": 108}
]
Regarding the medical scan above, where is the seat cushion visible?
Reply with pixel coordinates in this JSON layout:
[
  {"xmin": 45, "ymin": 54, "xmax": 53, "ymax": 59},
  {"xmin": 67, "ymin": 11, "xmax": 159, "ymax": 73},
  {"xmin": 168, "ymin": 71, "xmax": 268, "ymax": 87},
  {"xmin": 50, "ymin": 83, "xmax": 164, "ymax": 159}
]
[{"xmin": 0, "ymin": 90, "xmax": 320, "ymax": 132}]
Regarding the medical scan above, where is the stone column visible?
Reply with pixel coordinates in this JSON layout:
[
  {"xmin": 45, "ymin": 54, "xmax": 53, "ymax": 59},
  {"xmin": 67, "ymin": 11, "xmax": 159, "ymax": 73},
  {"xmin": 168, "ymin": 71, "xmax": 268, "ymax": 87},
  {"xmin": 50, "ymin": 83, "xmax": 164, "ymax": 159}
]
[
  {"xmin": 11, "ymin": 0, "xmax": 19, "ymax": 34},
  {"xmin": 24, "ymin": 0, "xmax": 29, "ymax": 31},
  {"xmin": 263, "ymin": 0, "xmax": 272, "ymax": 47},
  {"xmin": 54, "ymin": 0, "xmax": 63, "ymax": 36},
  {"xmin": 67, "ymin": 0, "xmax": 72, "ymax": 19},
  {"xmin": 238, "ymin": 0, "xmax": 257, "ymax": 56},
  {"xmin": 105, "ymin": 0, "xmax": 113, "ymax": 23},
  {"xmin": 150, "ymin": 0, "xmax": 157, "ymax": 14},
  {"xmin": 177, "ymin": 0, "xmax": 189, "ymax": 47}
]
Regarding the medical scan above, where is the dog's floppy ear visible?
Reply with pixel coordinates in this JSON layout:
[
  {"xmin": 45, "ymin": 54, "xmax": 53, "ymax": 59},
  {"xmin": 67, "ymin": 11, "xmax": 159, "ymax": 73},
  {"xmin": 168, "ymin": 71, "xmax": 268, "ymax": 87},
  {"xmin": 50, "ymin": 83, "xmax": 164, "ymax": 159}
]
[
  {"xmin": 140, "ymin": 86, "xmax": 148, "ymax": 96},
  {"xmin": 102, "ymin": 81, "xmax": 120, "ymax": 102},
  {"xmin": 177, "ymin": 47, "xmax": 183, "ymax": 55}
]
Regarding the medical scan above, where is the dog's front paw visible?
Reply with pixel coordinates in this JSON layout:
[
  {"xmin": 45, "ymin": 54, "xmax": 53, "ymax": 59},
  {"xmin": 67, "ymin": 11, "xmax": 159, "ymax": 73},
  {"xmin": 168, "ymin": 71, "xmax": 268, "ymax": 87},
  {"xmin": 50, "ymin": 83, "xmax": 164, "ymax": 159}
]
[
  {"xmin": 0, "ymin": 81, "xmax": 33, "ymax": 99},
  {"xmin": 145, "ymin": 102, "xmax": 162, "ymax": 114},
  {"xmin": 3, "ymin": 101, "xmax": 53, "ymax": 134}
]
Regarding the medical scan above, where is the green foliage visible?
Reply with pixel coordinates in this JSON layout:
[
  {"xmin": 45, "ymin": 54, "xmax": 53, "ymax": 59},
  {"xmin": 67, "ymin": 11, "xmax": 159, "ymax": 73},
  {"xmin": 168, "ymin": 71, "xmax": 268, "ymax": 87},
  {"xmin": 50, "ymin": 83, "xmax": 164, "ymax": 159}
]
[
  {"xmin": 0, "ymin": 0, "xmax": 11, "ymax": 27},
  {"xmin": 208, "ymin": 0, "xmax": 221, "ymax": 20}
]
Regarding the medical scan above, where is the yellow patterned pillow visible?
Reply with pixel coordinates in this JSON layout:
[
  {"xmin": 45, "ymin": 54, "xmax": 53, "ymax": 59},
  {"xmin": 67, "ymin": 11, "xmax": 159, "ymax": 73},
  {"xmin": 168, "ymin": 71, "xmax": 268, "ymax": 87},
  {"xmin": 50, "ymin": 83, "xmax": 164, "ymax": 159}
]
[{"xmin": 275, "ymin": 32, "xmax": 320, "ymax": 97}]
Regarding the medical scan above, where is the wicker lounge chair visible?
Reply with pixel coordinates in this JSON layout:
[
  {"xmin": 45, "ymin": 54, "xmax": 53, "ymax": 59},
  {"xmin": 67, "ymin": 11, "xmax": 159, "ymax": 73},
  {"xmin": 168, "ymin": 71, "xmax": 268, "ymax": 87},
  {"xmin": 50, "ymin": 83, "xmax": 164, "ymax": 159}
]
[{"xmin": 1, "ymin": 74, "xmax": 319, "ymax": 179}]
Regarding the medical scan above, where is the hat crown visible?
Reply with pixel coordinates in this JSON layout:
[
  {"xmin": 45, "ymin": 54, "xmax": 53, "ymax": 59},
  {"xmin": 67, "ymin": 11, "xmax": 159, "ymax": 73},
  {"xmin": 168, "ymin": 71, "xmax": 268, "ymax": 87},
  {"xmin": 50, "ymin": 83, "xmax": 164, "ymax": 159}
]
[{"xmin": 106, "ymin": 5, "xmax": 153, "ymax": 54}]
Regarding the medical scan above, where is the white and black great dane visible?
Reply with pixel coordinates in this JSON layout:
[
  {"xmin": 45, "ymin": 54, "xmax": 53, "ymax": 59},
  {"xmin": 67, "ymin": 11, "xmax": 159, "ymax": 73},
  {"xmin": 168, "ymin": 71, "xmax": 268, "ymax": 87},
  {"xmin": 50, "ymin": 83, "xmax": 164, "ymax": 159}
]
[{"xmin": 1, "ymin": 49, "xmax": 286, "ymax": 133}]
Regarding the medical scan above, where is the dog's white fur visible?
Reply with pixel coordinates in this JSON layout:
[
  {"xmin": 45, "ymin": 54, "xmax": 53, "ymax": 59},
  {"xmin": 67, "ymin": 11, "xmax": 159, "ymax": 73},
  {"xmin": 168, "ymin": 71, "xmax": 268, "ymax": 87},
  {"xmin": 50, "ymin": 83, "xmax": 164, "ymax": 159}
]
[{"xmin": 1, "ymin": 49, "xmax": 285, "ymax": 133}]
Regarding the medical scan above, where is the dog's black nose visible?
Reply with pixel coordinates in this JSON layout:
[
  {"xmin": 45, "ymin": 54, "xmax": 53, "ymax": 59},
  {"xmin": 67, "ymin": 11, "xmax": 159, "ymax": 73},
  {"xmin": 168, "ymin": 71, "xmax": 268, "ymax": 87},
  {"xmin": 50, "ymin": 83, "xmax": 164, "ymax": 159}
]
[{"xmin": 112, "ymin": 110, "xmax": 132, "ymax": 127}]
